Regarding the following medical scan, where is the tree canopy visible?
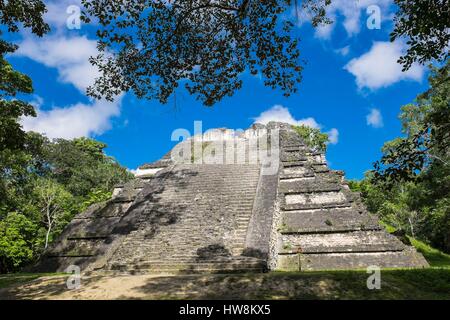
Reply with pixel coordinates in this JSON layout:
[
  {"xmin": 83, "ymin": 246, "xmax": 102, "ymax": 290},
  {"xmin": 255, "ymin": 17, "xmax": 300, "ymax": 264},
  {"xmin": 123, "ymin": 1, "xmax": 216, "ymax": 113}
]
[
  {"xmin": 356, "ymin": 62, "xmax": 450, "ymax": 253},
  {"xmin": 0, "ymin": 136, "xmax": 133, "ymax": 273},
  {"xmin": 373, "ymin": 61, "xmax": 449, "ymax": 185},
  {"xmin": 391, "ymin": 0, "xmax": 450, "ymax": 71},
  {"xmin": 292, "ymin": 125, "xmax": 329, "ymax": 152},
  {"xmin": 0, "ymin": 0, "xmax": 49, "ymax": 183},
  {"xmin": 80, "ymin": 0, "xmax": 332, "ymax": 106}
]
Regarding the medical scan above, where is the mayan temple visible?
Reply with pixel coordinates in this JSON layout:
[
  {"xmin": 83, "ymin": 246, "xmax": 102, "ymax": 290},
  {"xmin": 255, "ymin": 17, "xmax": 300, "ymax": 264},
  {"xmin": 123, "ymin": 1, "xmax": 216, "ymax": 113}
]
[{"xmin": 33, "ymin": 122, "xmax": 428, "ymax": 274}]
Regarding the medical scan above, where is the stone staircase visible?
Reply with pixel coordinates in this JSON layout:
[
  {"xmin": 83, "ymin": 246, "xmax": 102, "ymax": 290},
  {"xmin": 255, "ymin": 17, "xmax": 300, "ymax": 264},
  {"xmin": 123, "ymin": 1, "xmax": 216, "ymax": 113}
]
[
  {"xmin": 272, "ymin": 128, "xmax": 428, "ymax": 270},
  {"xmin": 102, "ymin": 164, "xmax": 265, "ymax": 274},
  {"xmin": 32, "ymin": 122, "xmax": 428, "ymax": 274}
]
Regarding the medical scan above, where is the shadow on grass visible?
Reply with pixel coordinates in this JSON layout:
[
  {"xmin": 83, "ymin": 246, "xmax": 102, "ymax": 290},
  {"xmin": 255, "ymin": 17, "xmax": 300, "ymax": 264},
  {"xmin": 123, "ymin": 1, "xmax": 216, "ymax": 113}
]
[
  {"xmin": 0, "ymin": 274, "xmax": 104, "ymax": 300},
  {"xmin": 112, "ymin": 269, "xmax": 450, "ymax": 300},
  {"xmin": 3, "ymin": 269, "xmax": 448, "ymax": 300}
]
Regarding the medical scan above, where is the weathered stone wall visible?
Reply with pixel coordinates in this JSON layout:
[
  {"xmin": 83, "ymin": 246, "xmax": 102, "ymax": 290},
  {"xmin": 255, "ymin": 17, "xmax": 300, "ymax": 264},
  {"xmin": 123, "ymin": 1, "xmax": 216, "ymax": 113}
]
[
  {"xmin": 272, "ymin": 126, "xmax": 428, "ymax": 271},
  {"xmin": 244, "ymin": 166, "xmax": 278, "ymax": 260}
]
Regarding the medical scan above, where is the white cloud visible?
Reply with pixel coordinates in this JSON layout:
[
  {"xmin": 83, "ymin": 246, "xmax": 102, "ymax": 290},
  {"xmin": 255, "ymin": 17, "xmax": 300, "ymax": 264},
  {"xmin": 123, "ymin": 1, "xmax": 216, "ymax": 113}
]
[
  {"xmin": 327, "ymin": 128, "xmax": 339, "ymax": 144},
  {"xmin": 253, "ymin": 105, "xmax": 339, "ymax": 144},
  {"xmin": 306, "ymin": 0, "xmax": 393, "ymax": 39},
  {"xmin": 315, "ymin": 23, "xmax": 335, "ymax": 40},
  {"xmin": 29, "ymin": 95, "xmax": 44, "ymax": 108},
  {"xmin": 14, "ymin": 22, "xmax": 124, "ymax": 139},
  {"xmin": 21, "ymin": 98, "xmax": 122, "ymax": 139},
  {"xmin": 253, "ymin": 105, "xmax": 320, "ymax": 128},
  {"xmin": 344, "ymin": 41, "xmax": 424, "ymax": 90},
  {"xmin": 15, "ymin": 34, "xmax": 122, "ymax": 139},
  {"xmin": 366, "ymin": 108, "xmax": 384, "ymax": 128},
  {"xmin": 335, "ymin": 46, "xmax": 350, "ymax": 56},
  {"xmin": 44, "ymin": 0, "xmax": 82, "ymax": 30},
  {"xmin": 16, "ymin": 35, "xmax": 99, "ymax": 92}
]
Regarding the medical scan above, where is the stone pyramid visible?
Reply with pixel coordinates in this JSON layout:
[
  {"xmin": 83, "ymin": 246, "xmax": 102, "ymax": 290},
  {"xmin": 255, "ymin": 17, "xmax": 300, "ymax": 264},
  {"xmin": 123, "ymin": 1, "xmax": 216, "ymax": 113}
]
[{"xmin": 33, "ymin": 122, "xmax": 427, "ymax": 274}]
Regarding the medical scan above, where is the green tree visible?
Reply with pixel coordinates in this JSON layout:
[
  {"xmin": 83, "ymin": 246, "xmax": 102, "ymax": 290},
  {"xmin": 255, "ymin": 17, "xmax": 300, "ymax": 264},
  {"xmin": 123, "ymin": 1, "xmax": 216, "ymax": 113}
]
[
  {"xmin": 0, "ymin": 132, "xmax": 48, "ymax": 215},
  {"xmin": 391, "ymin": 0, "xmax": 450, "ymax": 71},
  {"xmin": 33, "ymin": 179, "xmax": 73, "ymax": 249},
  {"xmin": 0, "ymin": 57, "xmax": 36, "ymax": 151},
  {"xmin": 0, "ymin": 0, "xmax": 49, "ymax": 44},
  {"xmin": 374, "ymin": 62, "xmax": 449, "ymax": 185},
  {"xmin": 80, "ymin": 0, "xmax": 331, "ymax": 105},
  {"xmin": 45, "ymin": 137, "xmax": 133, "ymax": 197},
  {"xmin": 292, "ymin": 125, "xmax": 329, "ymax": 152},
  {"xmin": 365, "ymin": 62, "xmax": 450, "ymax": 252},
  {"xmin": 358, "ymin": 171, "xmax": 449, "ymax": 252},
  {"xmin": 0, "ymin": 213, "xmax": 39, "ymax": 273},
  {"xmin": 0, "ymin": 134, "xmax": 133, "ymax": 272},
  {"xmin": 0, "ymin": 0, "xmax": 49, "ymax": 147},
  {"xmin": 0, "ymin": 0, "xmax": 50, "ymax": 209},
  {"xmin": 0, "ymin": 2, "xmax": 133, "ymax": 273}
]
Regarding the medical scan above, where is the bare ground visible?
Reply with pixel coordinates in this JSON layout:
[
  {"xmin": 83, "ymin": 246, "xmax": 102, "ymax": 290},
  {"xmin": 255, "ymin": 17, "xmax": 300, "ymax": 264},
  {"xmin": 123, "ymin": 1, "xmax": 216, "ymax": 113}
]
[
  {"xmin": 0, "ymin": 269, "xmax": 449, "ymax": 300},
  {"xmin": 0, "ymin": 273, "xmax": 333, "ymax": 300}
]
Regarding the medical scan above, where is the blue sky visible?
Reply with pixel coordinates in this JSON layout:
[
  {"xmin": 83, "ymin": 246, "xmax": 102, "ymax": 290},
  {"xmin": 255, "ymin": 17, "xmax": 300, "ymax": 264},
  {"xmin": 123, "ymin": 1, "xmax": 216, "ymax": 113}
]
[{"xmin": 9, "ymin": 0, "xmax": 430, "ymax": 179}]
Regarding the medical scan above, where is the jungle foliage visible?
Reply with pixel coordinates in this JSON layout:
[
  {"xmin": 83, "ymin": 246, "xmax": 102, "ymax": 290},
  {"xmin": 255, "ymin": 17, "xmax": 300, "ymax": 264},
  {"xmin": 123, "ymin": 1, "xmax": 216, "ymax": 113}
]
[
  {"xmin": 350, "ymin": 62, "xmax": 450, "ymax": 253},
  {"xmin": 292, "ymin": 125, "xmax": 329, "ymax": 152},
  {"xmin": 0, "ymin": 136, "xmax": 133, "ymax": 273}
]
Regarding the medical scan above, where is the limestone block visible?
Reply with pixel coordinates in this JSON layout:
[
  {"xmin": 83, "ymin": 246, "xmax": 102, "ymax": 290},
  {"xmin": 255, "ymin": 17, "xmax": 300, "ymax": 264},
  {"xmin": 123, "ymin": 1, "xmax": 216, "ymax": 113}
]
[
  {"xmin": 280, "ymin": 231, "xmax": 405, "ymax": 254},
  {"xmin": 281, "ymin": 209, "xmax": 380, "ymax": 233},
  {"xmin": 284, "ymin": 191, "xmax": 347, "ymax": 206}
]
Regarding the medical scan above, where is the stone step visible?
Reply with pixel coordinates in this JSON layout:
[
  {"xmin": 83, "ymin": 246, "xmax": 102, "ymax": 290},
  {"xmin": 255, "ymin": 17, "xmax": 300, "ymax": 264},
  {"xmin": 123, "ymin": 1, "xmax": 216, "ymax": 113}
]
[
  {"xmin": 134, "ymin": 255, "xmax": 262, "ymax": 262},
  {"xmin": 283, "ymin": 191, "xmax": 348, "ymax": 206},
  {"xmin": 280, "ymin": 209, "xmax": 380, "ymax": 234},
  {"xmin": 107, "ymin": 258, "xmax": 266, "ymax": 274},
  {"xmin": 281, "ymin": 144, "xmax": 306, "ymax": 149},
  {"xmin": 281, "ymin": 153, "xmax": 307, "ymax": 163},
  {"xmin": 280, "ymin": 167, "xmax": 315, "ymax": 179},
  {"xmin": 282, "ymin": 161, "xmax": 311, "ymax": 168},
  {"xmin": 277, "ymin": 248, "xmax": 429, "ymax": 271},
  {"xmin": 130, "ymin": 262, "xmax": 264, "ymax": 269},
  {"xmin": 281, "ymin": 202, "xmax": 352, "ymax": 211},
  {"xmin": 121, "ymin": 243, "xmax": 248, "ymax": 253},
  {"xmin": 312, "ymin": 164, "xmax": 329, "ymax": 173},
  {"xmin": 107, "ymin": 259, "xmax": 263, "ymax": 266},
  {"xmin": 105, "ymin": 266, "xmax": 264, "ymax": 275},
  {"xmin": 279, "ymin": 231, "xmax": 405, "ymax": 254},
  {"xmin": 280, "ymin": 154, "xmax": 308, "ymax": 167},
  {"xmin": 113, "ymin": 256, "xmax": 255, "ymax": 263},
  {"xmin": 124, "ymin": 231, "xmax": 250, "ymax": 240},
  {"xmin": 279, "ymin": 181, "xmax": 341, "ymax": 194},
  {"xmin": 280, "ymin": 176, "xmax": 316, "ymax": 182},
  {"xmin": 282, "ymin": 146, "xmax": 308, "ymax": 152}
]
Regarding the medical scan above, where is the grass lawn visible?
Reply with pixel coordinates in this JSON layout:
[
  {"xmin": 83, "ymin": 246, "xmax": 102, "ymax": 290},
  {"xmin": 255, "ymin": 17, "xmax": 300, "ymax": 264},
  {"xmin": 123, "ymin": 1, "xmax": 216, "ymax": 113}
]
[
  {"xmin": 256, "ymin": 268, "xmax": 450, "ymax": 300},
  {"xmin": 409, "ymin": 237, "xmax": 450, "ymax": 268},
  {"xmin": 380, "ymin": 221, "xmax": 450, "ymax": 268}
]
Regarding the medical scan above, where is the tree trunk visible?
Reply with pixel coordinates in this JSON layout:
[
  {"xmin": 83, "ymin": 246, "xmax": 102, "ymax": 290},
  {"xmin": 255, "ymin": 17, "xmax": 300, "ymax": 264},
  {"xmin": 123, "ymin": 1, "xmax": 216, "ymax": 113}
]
[
  {"xmin": 45, "ymin": 205, "xmax": 52, "ymax": 249},
  {"xmin": 45, "ymin": 226, "xmax": 51, "ymax": 249},
  {"xmin": 408, "ymin": 216, "xmax": 415, "ymax": 238}
]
